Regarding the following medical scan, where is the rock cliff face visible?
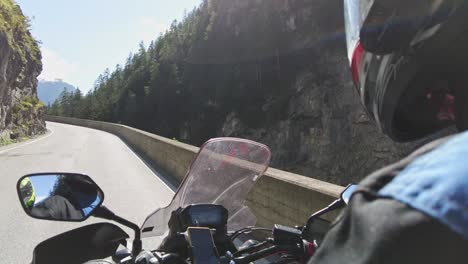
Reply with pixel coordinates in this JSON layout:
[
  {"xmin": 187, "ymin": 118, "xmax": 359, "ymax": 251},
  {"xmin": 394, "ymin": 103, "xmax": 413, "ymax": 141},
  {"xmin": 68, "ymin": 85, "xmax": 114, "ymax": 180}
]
[
  {"xmin": 192, "ymin": 0, "xmax": 418, "ymax": 185},
  {"xmin": 0, "ymin": 0, "xmax": 45, "ymax": 144}
]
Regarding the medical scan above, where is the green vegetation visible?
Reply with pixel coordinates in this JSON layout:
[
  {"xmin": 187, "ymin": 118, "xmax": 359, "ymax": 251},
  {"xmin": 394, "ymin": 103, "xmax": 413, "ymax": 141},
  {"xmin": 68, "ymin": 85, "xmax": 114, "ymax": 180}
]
[
  {"xmin": 0, "ymin": 134, "xmax": 13, "ymax": 145},
  {"xmin": 13, "ymin": 96, "xmax": 44, "ymax": 113},
  {"xmin": 0, "ymin": 0, "xmax": 41, "ymax": 64},
  {"xmin": 0, "ymin": 0, "xmax": 44, "ymax": 144},
  {"xmin": 49, "ymin": 0, "xmax": 216, "ymax": 142},
  {"xmin": 0, "ymin": 131, "xmax": 31, "ymax": 146},
  {"xmin": 48, "ymin": 0, "xmax": 316, "ymax": 145},
  {"xmin": 10, "ymin": 96, "xmax": 44, "ymax": 142}
]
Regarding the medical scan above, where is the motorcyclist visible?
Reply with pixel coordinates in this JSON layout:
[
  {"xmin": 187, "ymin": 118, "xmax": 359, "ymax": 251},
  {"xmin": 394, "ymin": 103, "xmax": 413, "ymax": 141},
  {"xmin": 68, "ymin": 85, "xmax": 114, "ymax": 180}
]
[
  {"xmin": 19, "ymin": 177, "xmax": 35, "ymax": 209},
  {"xmin": 310, "ymin": 0, "xmax": 468, "ymax": 263},
  {"xmin": 32, "ymin": 194, "xmax": 85, "ymax": 220}
]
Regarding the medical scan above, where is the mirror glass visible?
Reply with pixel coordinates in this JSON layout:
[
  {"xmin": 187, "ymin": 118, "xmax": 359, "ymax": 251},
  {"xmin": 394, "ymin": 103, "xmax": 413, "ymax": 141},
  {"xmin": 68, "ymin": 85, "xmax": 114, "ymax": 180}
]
[
  {"xmin": 17, "ymin": 173, "xmax": 104, "ymax": 221},
  {"xmin": 341, "ymin": 184, "xmax": 358, "ymax": 205}
]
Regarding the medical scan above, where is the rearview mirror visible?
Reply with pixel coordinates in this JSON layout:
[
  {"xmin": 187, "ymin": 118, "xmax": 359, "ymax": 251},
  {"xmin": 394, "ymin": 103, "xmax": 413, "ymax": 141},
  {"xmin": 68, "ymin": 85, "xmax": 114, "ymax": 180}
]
[
  {"xmin": 17, "ymin": 173, "xmax": 104, "ymax": 222},
  {"xmin": 341, "ymin": 184, "xmax": 358, "ymax": 205}
]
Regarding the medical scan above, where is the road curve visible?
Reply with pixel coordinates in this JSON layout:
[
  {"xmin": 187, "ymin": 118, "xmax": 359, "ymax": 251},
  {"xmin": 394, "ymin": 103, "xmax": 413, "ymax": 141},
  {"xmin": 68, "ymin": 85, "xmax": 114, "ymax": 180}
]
[{"xmin": 0, "ymin": 122, "xmax": 175, "ymax": 263}]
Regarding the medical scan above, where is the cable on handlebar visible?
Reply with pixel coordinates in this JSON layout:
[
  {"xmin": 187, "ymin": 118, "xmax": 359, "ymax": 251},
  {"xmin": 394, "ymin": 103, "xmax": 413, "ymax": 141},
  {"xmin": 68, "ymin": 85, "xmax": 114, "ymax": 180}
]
[
  {"xmin": 234, "ymin": 244, "xmax": 301, "ymax": 264},
  {"xmin": 233, "ymin": 240, "xmax": 270, "ymax": 257},
  {"xmin": 230, "ymin": 227, "xmax": 272, "ymax": 241}
]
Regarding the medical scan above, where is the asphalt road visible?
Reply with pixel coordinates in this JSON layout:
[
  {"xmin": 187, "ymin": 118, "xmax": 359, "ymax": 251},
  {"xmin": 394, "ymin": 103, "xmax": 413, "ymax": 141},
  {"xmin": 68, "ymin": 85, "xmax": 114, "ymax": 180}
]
[{"xmin": 0, "ymin": 122, "xmax": 175, "ymax": 264}]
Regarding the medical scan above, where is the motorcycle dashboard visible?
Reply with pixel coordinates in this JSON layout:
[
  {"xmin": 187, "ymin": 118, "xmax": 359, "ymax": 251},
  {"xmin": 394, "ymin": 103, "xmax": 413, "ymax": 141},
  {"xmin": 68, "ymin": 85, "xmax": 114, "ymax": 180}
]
[{"xmin": 180, "ymin": 204, "xmax": 228, "ymax": 230}]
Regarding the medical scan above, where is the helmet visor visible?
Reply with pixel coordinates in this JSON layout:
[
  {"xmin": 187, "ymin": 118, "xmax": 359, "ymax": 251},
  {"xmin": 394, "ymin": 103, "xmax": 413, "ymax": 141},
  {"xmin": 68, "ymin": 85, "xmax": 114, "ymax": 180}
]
[{"xmin": 344, "ymin": 0, "xmax": 374, "ymax": 64}]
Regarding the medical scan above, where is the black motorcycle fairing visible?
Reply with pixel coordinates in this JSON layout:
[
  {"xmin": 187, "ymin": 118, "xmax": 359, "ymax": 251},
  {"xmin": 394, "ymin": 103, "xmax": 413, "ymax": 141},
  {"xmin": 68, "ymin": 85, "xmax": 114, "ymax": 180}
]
[{"xmin": 32, "ymin": 223, "xmax": 129, "ymax": 264}]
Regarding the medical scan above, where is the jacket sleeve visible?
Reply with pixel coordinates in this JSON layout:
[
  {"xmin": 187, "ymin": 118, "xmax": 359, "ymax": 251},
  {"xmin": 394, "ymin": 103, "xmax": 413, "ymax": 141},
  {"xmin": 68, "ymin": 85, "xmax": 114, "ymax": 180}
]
[
  {"xmin": 309, "ymin": 190, "xmax": 468, "ymax": 264},
  {"xmin": 309, "ymin": 135, "xmax": 468, "ymax": 264}
]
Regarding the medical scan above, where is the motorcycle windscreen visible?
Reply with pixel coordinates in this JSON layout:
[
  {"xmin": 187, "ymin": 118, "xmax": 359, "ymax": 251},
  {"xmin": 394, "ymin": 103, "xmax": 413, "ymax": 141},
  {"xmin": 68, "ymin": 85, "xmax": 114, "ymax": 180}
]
[
  {"xmin": 344, "ymin": 0, "xmax": 374, "ymax": 64},
  {"xmin": 141, "ymin": 138, "xmax": 271, "ymax": 237}
]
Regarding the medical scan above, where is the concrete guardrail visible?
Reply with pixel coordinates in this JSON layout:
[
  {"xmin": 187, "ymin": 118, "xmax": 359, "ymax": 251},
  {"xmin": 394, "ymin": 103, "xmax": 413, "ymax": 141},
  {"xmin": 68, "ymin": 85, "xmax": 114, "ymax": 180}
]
[{"xmin": 46, "ymin": 115, "xmax": 344, "ymax": 227}]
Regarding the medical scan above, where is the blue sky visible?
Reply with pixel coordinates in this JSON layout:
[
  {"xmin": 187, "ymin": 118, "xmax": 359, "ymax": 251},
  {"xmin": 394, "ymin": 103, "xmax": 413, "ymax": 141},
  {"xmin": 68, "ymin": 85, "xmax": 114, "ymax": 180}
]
[
  {"xmin": 29, "ymin": 175, "xmax": 58, "ymax": 203},
  {"xmin": 17, "ymin": 0, "xmax": 202, "ymax": 93}
]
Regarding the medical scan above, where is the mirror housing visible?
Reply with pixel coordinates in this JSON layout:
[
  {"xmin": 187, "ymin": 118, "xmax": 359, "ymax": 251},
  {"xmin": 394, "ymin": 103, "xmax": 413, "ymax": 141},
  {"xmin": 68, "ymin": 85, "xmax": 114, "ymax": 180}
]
[
  {"xmin": 341, "ymin": 184, "xmax": 358, "ymax": 205},
  {"xmin": 17, "ymin": 173, "xmax": 104, "ymax": 222}
]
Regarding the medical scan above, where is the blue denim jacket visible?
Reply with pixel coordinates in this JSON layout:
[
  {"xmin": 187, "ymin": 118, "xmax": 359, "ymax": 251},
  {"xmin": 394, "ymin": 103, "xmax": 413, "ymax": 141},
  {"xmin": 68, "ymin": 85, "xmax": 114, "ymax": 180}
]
[{"xmin": 379, "ymin": 131, "xmax": 468, "ymax": 240}]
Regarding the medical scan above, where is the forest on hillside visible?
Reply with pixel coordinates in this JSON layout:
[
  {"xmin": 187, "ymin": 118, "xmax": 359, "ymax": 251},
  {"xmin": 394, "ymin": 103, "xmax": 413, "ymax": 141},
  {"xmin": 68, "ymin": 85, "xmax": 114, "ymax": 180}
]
[
  {"xmin": 50, "ymin": 0, "xmax": 228, "ymax": 141},
  {"xmin": 48, "ymin": 0, "xmax": 413, "ymax": 185},
  {"xmin": 49, "ymin": 8, "xmax": 207, "ymax": 135},
  {"xmin": 48, "ymin": 0, "xmax": 328, "ymax": 144}
]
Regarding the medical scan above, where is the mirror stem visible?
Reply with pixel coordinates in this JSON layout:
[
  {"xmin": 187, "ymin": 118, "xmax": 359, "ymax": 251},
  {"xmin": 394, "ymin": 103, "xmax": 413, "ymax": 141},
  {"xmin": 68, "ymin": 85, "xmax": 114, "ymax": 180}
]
[
  {"xmin": 94, "ymin": 206, "xmax": 142, "ymax": 257},
  {"xmin": 303, "ymin": 199, "xmax": 344, "ymax": 234}
]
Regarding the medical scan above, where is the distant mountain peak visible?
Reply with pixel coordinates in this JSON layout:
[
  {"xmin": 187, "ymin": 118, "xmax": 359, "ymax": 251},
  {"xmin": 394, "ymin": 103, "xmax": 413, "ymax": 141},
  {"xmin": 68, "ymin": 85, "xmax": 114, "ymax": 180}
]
[{"xmin": 37, "ymin": 79, "xmax": 77, "ymax": 105}]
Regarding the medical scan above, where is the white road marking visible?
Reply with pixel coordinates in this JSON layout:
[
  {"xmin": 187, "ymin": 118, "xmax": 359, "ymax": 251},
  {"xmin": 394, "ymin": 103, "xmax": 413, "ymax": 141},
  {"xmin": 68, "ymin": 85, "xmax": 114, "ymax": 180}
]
[
  {"xmin": 0, "ymin": 128, "xmax": 54, "ymax": 154},
  {"xmin": 58, "ymin": 120, "xmax": 177, "ymax": 193},
  {"xmin": 0, "ymin": 121, "xmax": 176, "ymax": 194},
  {"xmin": 126, "ymin": 144, "xmax": 176, "ymax": 193}
]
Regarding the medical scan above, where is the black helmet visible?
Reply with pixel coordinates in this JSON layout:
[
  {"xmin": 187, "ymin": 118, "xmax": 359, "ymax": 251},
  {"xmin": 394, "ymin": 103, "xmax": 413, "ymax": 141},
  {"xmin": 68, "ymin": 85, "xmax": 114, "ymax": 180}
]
[{"xmin": 345, "ymin": 0, "xmax": 468, "ymax": 141}]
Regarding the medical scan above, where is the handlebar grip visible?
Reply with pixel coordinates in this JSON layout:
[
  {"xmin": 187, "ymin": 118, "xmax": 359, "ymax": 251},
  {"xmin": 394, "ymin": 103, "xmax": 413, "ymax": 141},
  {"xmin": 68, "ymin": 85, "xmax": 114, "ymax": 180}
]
[
  {"xmin": 147, "ymin": 252, "xmax": 188, "ymax": 264},
  {"xmin": 135, "ymin": 251, "xmax": 157, "ymax": 264}
]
